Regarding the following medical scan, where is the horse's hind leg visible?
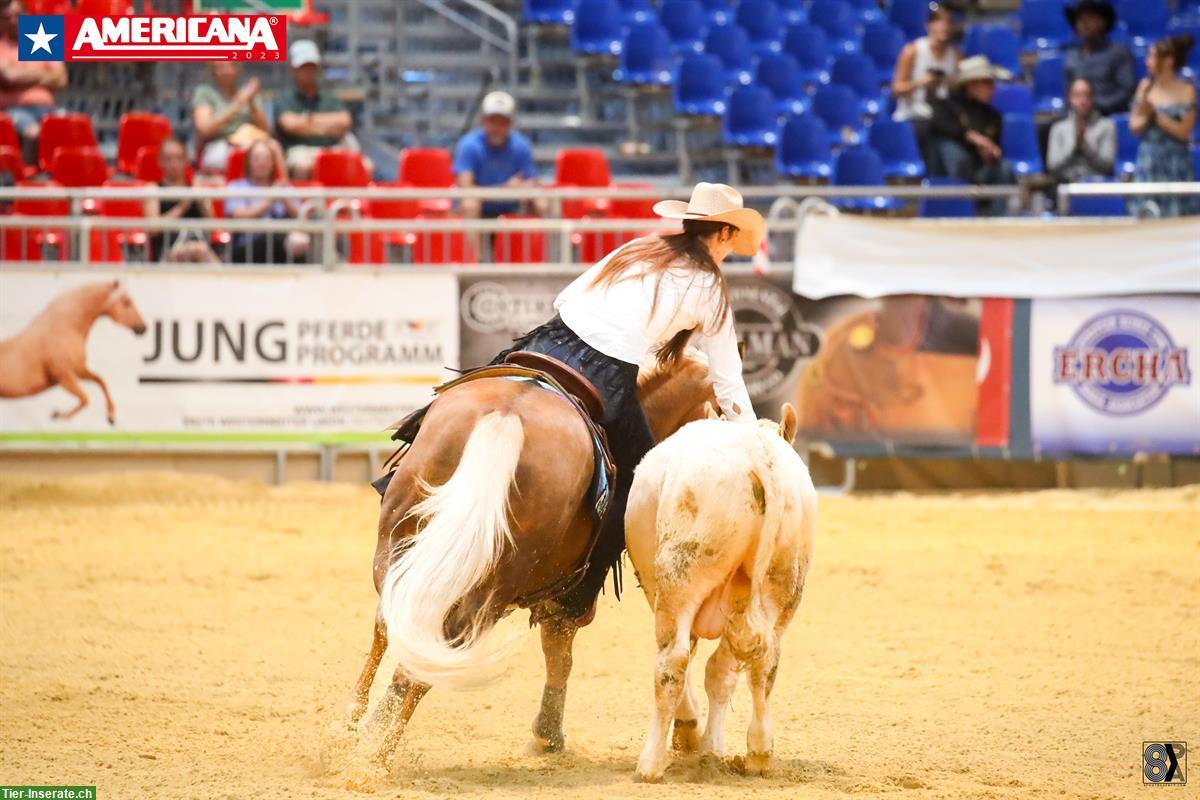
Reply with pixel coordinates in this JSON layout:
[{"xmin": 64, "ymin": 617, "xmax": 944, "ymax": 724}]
[
  {"xmin": 79, "ymin": 368, "xmax": 115, "ymax": 425},
  {"xmin": 50, "ymin": 371, "xmax": 89, "ymax": 421},
  {"xmin": 346, "ymin": 614, "xmax": 387, "ymax": 725},
  {"xmin": 532, "ymin": 613, "xmax": 578, "ymax": 753},
  {"xmin": 368, "ymin": 664, "xmax": 430, "ymax": 764}
]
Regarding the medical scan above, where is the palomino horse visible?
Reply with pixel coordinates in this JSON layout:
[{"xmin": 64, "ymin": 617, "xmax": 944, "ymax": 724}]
[
  {"xmin": 345, "ymin": 348, "xmax": 718, "ymax": 762},
  {"xmin": 0, "ymin": 280, "xmax": 147, "ymax": 424},
  {"xmin": 625, "ymin": 404, "xmax": 817, "ymax": 781}
]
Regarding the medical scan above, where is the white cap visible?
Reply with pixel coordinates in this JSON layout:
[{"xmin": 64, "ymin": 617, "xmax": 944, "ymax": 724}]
[
  {"xmin": 289, "ymin": 39, "xmax": 321, "ymax": 68},
  {"xmin": 481, "ymin": 90, "xmax": 516, "ymax": 118}
]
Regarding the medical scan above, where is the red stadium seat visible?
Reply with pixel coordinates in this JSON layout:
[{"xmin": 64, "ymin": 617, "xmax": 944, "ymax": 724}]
[
  {"xmin": 0, "ymin": 112, "xmax": 19, "ymax": 150},
  {"xmin": 4, "ymin": 181, "xmax": 70, "ymax": 261},
  {"xmin": 224, "ymin": 147, "xmax": 285, "ymax": 182},
  {"xmin": 363, "ymin": 180, "xmax": 420, "ymax": 252},
  {"xmin": 92, "ymin": 179, "xmax": 149, "ymax": 263},
  {"xmin": 38, "ymin": 113, "xmax": 97, "ymax": 173},
  {"xmin": 134, "ymin": 144, "xmax": 194, "ymax": 185},
  {"xmin": 22, "ymin": 0, "xmax": 71, "ymax": 13},
  {"xmin": 0, "ymin": 145, "xmax": 25, "ymax": 182},
  {"xmin": 556, "ymin": 148, "xmax": 612, "ymax": 218},
  {"xmin": 75, "ymin": 0, "xmax": 134, "ymax": 15},
  {"xmin": 313, "ymin": 149, "xmax": 371, "ymax": 187},
  {"xmin": 290, "ymin": 0, "xmax": 330, "ymax": 26},
  {"xmin": 575, "ymin": 181, "xmax": 659, "ymax": 262},
  {"xmin": 493, "ymin": 214, "xmax": 547, "ymax": 264},
  {"xmin": 50, "ymin": 146, "xmax": 110, "ymax": 187},
  {"xmin": 117, "ymin": 112, "xmax": 172, "ymax": 176},
  {"xmin": 398, "ymin": 147, "xmax": 454, "ymax": 213},
  {"xmin": 409, "ymin": 215, "xmax": 477, "ymax": 265}
]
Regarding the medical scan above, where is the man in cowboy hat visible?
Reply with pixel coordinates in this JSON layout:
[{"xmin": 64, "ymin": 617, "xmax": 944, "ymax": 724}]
[
  {"xmin": 928, "ymin": 55, "xmax": 1015, "ymax": 215},
  {"xmin": 1063, "ymin": 1, "xmax": 1136, "ymax": 117}
]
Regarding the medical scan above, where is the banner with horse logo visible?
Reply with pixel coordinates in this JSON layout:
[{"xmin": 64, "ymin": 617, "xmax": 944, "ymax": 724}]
[
  {"xmin": 1030, "ymin": 295, "xmax": 1200, "ymax": 456},
  {"xmin": 0, "ymin": 270, "xmax": 459, "ymax": 440}
]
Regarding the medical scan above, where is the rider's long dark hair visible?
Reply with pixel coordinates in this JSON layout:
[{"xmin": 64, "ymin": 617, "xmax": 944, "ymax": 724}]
[{"xmin": 586, "ymin": 219, "xmax": 736, "ymax": 368}]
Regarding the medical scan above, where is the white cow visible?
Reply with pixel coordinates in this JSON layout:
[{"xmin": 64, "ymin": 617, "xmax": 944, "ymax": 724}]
[{"xmin": 624, "ymin": 403, "xmax": 817, "ymax": 782}]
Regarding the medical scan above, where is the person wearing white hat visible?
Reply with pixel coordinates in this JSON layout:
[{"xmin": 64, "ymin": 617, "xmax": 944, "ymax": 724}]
[
  {"xmin": 276, "ymin": 39, "xmax": 359, "ymax": 180},
  {"xmin": 453, "ymin": 90, "xmax": 545, "ymax": 252},
  {"xmin": 927, "ymin": 54, "xmax": 1016, "ymax": 214},
  {"xmin": 480, "ymin": 182, "xmax": 762, "ymax": 617}
]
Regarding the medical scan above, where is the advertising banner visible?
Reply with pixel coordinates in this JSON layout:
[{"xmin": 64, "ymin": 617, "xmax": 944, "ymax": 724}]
[
  {"xmin": 458, "ymin": 273, "xmax": 571, "ymax": 370},
  {"xmin": 0, "ymin": 270, "xmax": 459, "ymax": 439},
  {"xmin": 1030, "ymin": 296, "xmax": 1200, "ymax": 455}
]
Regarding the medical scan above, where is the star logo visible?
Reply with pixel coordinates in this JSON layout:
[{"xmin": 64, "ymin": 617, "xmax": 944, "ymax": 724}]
[
  {"xmin": 25, "ymin": 22, "xmax": 58, "ymax": 54},
  {"xmin": 16, "ymin": 15, "xmax": 65, "ymax": 61}
]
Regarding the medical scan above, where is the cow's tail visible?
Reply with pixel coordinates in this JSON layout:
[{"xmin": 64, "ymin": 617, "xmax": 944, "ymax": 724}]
[{"xmin": 742, "ymin": 464, "xmax": 788, "ymax": 657}]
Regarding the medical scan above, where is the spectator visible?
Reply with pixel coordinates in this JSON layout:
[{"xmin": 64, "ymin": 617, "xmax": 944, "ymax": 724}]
[
  {"xmin": 191, "ymin": 62, "xmax": 272, "ymax": 175},
  {"xmin": 147, "ymin": 138, "xmax": 218, "ymax": 263},
  {"xmin": 0, "ymin": 0, "xmax": 67, "ymax": 164},
  {"xmin": 1063, "ymin": 1, "xmax": 1136, "ymax": 117},
  {"xmin": 891, "ymin": 3, "xmax": 960, "ymax": 173},
  {"xmin": 928, "ymin": 55, "xmax": 1015, "ymax": 216},
  {"xmin": 452, "ymin": 90, "xmax": 545, "ymax": 254},
  {"xmin": 1046, "ymin": 79, "xmax": 1116, "ymax": 184},
  {"xmin": 276, "ymin": 40, "xmax": 360, "ymax": 181},
  {"xmin": 1129, "ymin": 35, "xmax": 1198, "ymax": 218},
  {"xmin": 224, "ymin": 140, "xmax": 311, "ymax": 263}
]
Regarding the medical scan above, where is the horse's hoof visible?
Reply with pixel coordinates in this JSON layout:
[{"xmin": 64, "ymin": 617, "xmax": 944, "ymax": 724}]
[
  {"xmin": 530, "ymin": 733, "xmax": 565, "ymax": 754},
  {"xmin": 738, "ymin": 751, "xmax": 773, "ymax": 777},
  {"xmin": 671, "ymin": 719, "xmax": 701, "ymax": 753},
  {"xmin": 107, "ymin": 415, "xmax": 115, "ymax": 426}
]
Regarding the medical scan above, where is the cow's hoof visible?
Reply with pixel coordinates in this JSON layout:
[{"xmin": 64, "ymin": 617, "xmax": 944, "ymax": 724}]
[
  {"xmin": 671, "ymin": 719, "xmax": 701, "ymax": 753},
  {"xmin": 633, "ymin": 770, "xmax": 663, "ymax": 784},
  {"xmin": 741, "ymin": 751, "xmax": 772, "ymax": 777}
]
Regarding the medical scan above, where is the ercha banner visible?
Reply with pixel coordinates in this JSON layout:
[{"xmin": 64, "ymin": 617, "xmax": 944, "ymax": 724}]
[
  {"xmin": 0, "ymin": 271, "xmax": 458, "ymax": 438},
  {"xmin": 1030, "ymin": 295, "xmax": 1200, "ymax": 455}
]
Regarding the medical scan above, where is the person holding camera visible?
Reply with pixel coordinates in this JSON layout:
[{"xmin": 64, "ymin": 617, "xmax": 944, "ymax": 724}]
[{"xmin": 891, "ymin": 3, "xmax": 960, "ymax": 173}]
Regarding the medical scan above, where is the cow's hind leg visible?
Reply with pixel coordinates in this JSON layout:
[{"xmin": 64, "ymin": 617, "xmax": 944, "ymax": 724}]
[
  {"xmin": 532, "ymin": 613, "xmax": 579, "ymax": 753},
  {"xmin": 743, "ymin": 635, "xmax": 781, "ymax": 777},
  {"xmin": 635, "ymin": 606, "xmax": 696, "ymax": 782},
  {"xmin": 346, "ymin": 613, "xmax": 388, "ymax": 725},
  {"xmin": 699, "ymin": 636, "xmax": 739, "ymax": 759},
  {"xmin": 671, "ymin": 636, "xmax": 701, "ymax": 753}
]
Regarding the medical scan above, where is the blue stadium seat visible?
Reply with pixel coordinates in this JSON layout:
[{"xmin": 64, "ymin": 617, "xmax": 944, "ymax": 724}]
[
  {"xmin": 868, "ymin": 119, "xmax": 925, "ymax": 178},
  {"xmin": 1001, "ymin": 113, "xmax": 1044, "ymax": 176},
  {"xmin": 756, "ymin": 53, "xmax": 812, "ymax": 115},
  {"xmin": 812, "ymin": 83, "xmax": 866, "ymax": 145},
  {"xmin": 524, "ymin": 0, "xmax": 578, "ymax": 25},
  {"xmin": 862, "ymin": 20, "xmax": 906, "ymax": 86},
  {"xmin": 1020, "ymin": 0, "xmax": 1070, "ymax": 51},
  {"xmin": 704, "ymin": 22, "xmax": 756, "ymax": 84},
  {"xmin": 1193, "ymin": 148, "xmax": 1200, "ymax": 179},
  {"xmin": 673, "ymin": 53, "xmax": 728, "ymax": 115},
  {"xmin": 617, "ymin": 0, "xmax": 654, "ymax": 24},
  {"xmin": 845, "ymin": 0, "xmax": 883, "ymax": 24},
  {"xmin": 965, "ymin": 24, "xmax": 1022, "ymax": 74},
  {"xmin": 658, "ymin": 0, "xmax": 708, "ymax": 54},
  {"xmin": 1117, "ymin": 0, "xmax": 1168, "ymax": 47},
  {"xmin": 832, "ymin": 145, "xmax": 903, "ymax": 210},
  {"xmin": 831, "ymin": 52, "xmax": 886, "ymax": 116},
  {"xmin": 918, "ymin": 177, "xmax": 977, "ymax": 218},
  {"xmin": 1112, "ymin": 113, "xmax": 1139, "ymax": 177},
  {"xmin": 889, "ymin": 0, "xmax": 927, "ymax": 40},
  {"xmin": 614, "ymin": 22, "xmax": 674, "ymax": 84},
  {"xmin": 776, "ymin": 115, "xmax": 835, "ymax": 178},
  {"xmin": 723, "ymin": 85, "xmax": 780, "ymax": 146},
  {"xmin": 571, "ymin": 0, "xmax": 624, "ymax": 54},
  {"xmin": 700, "ymin": 0, "xmax": 733, "ymax": 25},
  {"xmin": 737, "ymin": 0, "xmax": 786, "ymax": 55},
  {"xmin": 777, "ymin": 0, "xmax": 807, "ymax": 26},
  {"xmin": 992, "ymin": 83, "xmax": 1034, "ymax": 115},
  {"xmin": 1067, "ymin": 183, "xmax": 1129, "ymax": 217},
  {"xmin": 1033, "ymin": 54, "xmax": 1066, "ymax": 114},
  {"xmin": 809, "ymin": 0, "xmax": 861, "ymax": 54},
  {"xmin": 784, "ymin": 23, "xmax": 834, "ymax": 85}
]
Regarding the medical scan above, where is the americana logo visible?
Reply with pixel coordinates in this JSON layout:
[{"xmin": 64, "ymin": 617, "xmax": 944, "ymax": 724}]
[
  {"xmin": 1053, "ymin": 309, "xmax": 1190, "ymax": 416},
  {"xmin": 17, "ymin": 14, "xmax": 286, "ymax": 62}
]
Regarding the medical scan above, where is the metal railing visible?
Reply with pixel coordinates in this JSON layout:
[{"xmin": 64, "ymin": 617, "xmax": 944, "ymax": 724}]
[{"xmin": 1056, "ymin": 181, "xmax": 1200, "ymax": 215}]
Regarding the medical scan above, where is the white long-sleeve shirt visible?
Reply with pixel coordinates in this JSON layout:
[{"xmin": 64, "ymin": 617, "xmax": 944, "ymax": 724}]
[{"xmin": 554, "ymin": 241, "xmax": 756, "ymax": 422}]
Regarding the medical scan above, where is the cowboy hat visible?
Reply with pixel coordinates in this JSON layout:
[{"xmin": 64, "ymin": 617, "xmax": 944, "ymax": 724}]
[
  {"xmin": 652, "ymin": 182, "xmax": 765, "ymax": 257},
  {"xmin": 1064, "ymin": 1, "xmax": 1117, "ymax": 35},
  {"xmin": 953, "ymin": 55, "xmax": 1013, "ymax": 87}
]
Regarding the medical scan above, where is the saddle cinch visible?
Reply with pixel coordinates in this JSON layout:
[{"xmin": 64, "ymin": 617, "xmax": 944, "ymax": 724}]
[{"xmin": 371, "ymin": 352, "xmax": 617, "ymax": 607}]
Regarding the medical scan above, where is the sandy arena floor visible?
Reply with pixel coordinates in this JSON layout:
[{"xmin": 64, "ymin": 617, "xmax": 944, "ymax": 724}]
[{"xmin": 1, "ymin": 473, "xmax": 1196, "ymax": 799}]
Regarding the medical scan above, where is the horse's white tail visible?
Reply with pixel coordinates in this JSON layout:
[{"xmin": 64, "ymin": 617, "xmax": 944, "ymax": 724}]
[{"xmin": 379, "ymin": 411, "xmax": 525, "ymax": 690}]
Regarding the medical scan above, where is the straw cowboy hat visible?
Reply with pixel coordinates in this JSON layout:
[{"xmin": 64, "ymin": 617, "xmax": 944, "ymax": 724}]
[
  {"xmin": 953, "ymin": 55, "xmax": 1013, "ymax": 87},
  {"xmin": 652, "ymin": 182, "xmax": 765, "ymax": 256}
]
